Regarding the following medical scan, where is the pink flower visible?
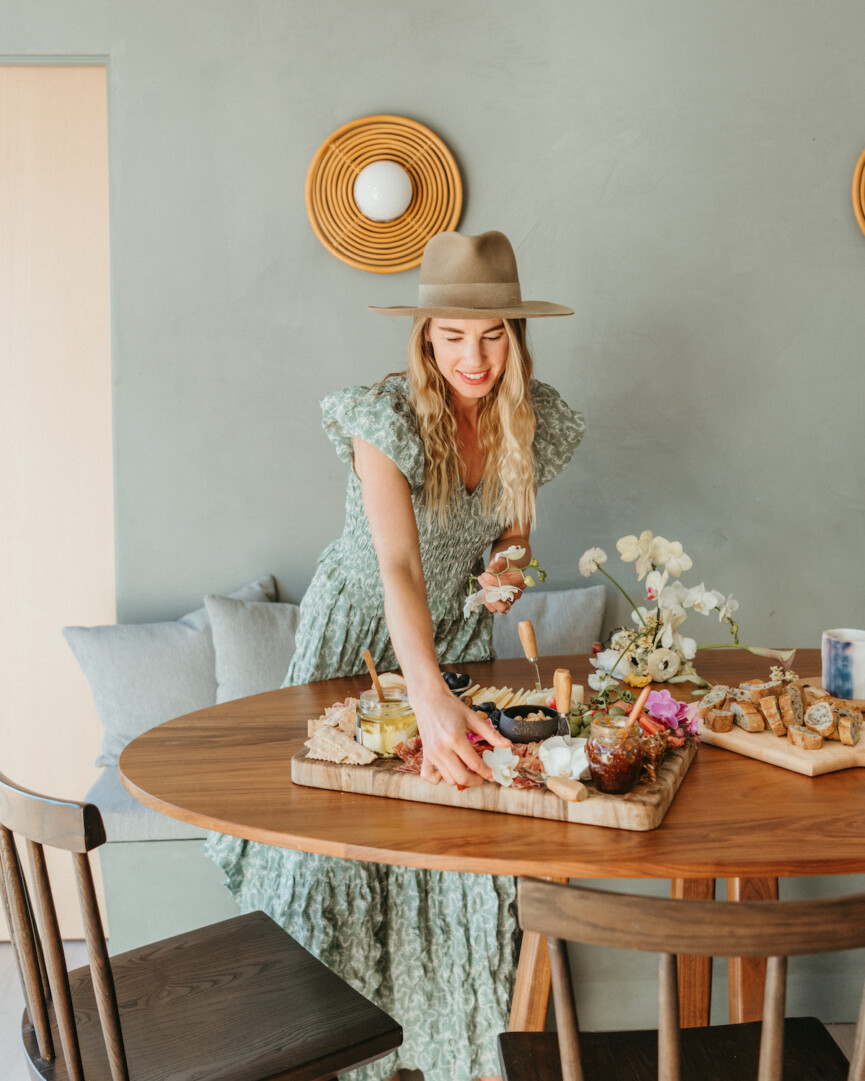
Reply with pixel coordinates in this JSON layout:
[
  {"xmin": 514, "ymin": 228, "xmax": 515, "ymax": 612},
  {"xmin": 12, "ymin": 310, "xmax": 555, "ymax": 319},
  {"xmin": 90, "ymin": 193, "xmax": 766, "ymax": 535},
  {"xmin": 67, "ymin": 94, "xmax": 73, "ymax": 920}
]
[{"xmin": 645, "ymin": 689, "xmax": 700, "ymax": 734}]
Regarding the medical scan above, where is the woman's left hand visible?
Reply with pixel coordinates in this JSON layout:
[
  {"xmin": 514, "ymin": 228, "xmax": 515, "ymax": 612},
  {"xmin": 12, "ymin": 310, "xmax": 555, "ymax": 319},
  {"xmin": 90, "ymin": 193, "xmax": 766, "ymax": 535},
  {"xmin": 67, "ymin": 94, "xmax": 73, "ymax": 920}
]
[{"xmin": 478, "ymin": 559, "xmax": 526, "ymax": 614}]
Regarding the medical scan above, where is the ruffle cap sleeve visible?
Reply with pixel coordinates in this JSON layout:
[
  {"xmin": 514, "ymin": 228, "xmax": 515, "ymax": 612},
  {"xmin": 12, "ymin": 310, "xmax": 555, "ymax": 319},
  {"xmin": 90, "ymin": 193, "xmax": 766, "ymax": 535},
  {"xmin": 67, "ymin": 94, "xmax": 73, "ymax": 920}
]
[
  {"xmin": 530, "ymin": 379, "xmax": 585, "ymax": 487},
  {"xmin": 320, "ymin": 376, "xmax": 425, "ymax": 487}
]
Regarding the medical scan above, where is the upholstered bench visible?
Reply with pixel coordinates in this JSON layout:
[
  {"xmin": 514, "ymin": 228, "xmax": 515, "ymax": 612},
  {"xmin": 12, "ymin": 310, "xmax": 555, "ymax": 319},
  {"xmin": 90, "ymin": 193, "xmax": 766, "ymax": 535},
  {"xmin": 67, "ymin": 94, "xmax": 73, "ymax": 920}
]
[{"xmin": 65, "ymin": 577, "xmax": 606, "ymax": 955}]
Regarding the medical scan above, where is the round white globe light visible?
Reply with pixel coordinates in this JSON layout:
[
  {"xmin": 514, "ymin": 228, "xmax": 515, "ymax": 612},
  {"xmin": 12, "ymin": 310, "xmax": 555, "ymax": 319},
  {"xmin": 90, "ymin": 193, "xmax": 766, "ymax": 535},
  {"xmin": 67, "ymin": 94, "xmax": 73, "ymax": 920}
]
[{"xmin": 353, "ymin": 161, "xmax": 414, "ymax": 222}]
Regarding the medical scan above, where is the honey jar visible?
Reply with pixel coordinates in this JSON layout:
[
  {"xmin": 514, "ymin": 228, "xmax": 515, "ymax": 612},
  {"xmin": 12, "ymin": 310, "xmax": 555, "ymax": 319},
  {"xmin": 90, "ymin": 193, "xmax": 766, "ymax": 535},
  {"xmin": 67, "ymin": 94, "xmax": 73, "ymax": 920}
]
[{"xmin": 356, "ymin": 688, "xmax": 418, "ymax": 757}]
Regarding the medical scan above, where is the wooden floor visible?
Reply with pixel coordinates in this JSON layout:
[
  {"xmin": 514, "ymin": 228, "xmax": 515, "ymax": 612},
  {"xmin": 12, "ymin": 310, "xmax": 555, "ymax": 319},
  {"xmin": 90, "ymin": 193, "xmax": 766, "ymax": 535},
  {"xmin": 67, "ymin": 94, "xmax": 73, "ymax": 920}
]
[{"xmin": 0, "ymin": 942, "xmax": 857, "ymax": 1079}]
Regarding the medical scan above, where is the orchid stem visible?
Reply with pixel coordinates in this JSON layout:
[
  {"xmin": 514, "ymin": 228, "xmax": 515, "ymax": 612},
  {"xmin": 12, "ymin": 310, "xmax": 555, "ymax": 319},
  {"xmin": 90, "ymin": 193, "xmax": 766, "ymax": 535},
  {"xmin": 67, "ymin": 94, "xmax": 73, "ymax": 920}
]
[{"xmin": 598, "ymin": 567, "xmax": 646, "ymax": 626}]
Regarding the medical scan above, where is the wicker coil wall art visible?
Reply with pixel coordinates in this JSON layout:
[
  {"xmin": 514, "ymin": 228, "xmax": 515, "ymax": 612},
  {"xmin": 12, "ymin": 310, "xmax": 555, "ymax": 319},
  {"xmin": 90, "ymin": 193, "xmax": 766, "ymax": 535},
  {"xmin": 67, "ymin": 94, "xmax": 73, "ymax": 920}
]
[
  {"xmin": 305, "ymin": 114, "xmax": 463, "ymax": 273},
  {"xmin": 854, "ymin": 149, "xmax": 865, "ymax": 237}
]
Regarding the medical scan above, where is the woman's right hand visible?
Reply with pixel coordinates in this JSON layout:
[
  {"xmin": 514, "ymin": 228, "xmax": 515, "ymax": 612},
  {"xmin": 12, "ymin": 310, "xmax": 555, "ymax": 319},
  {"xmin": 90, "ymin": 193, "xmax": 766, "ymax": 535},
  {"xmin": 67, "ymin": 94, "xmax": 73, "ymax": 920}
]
[{"xmin": 412, "ymin": 688, "xmax": 513, "ymax": 787}]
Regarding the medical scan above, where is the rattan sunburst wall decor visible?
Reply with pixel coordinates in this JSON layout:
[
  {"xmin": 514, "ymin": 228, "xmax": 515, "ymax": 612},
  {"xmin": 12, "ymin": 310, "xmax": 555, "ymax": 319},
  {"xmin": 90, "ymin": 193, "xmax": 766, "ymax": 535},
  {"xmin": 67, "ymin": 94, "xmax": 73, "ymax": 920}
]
[
  {"xmin": 305, "ymin": 114, "xmax": 463, "ymax": 273},
  {"xmin": 853, "ymin": 149, "xmax": 865, "ymax": 237}
]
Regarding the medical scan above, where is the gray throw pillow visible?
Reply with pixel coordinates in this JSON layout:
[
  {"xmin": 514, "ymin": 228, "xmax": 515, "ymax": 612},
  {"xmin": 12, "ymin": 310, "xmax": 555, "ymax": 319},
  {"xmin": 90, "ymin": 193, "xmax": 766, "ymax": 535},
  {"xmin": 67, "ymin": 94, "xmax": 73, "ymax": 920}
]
[
  {"xmin": 492, "ymin": 585, "xmax": 606, "ymax": 660},
  {"xmin": 205, "ymin": 594, "xmax": 300, "ymax": 703},
  {"xmin": 64, "ymin": 575, "xmax": 277, "ymax": 767}
]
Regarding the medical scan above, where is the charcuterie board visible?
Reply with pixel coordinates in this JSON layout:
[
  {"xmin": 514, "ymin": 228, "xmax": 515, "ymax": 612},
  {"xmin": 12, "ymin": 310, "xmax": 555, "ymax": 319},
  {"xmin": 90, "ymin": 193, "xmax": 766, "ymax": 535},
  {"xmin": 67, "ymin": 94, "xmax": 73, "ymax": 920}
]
[
  {"xmin": 698, "ymin": 676, "xmax": 865, "ymax": 777},
  {"xmin": 290, "ymin": 741, "xmax": 697, "ymax": 831}
]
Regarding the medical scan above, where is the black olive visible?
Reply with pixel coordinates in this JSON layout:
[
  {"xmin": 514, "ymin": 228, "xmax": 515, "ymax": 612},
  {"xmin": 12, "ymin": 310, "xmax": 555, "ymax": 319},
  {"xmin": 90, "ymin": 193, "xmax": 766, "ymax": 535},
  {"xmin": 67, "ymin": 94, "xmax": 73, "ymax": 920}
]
[{"xmin": 442, "ymin": 671, "xmax": 471, "ymax": 692}]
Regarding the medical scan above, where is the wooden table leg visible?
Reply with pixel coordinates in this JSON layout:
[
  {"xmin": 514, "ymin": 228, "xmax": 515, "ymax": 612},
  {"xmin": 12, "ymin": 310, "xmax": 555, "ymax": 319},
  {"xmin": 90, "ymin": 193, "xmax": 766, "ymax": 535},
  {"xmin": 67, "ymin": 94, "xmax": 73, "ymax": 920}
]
[
  {"xmin": 508, "ymin": 876, "xmax": 568, "ymax": 1031},
  {"xmin": 671, "ymin": 878, "xmax": 715, "ymax": 1028},
  {"xmin": 727, "ymin": 876, "xmax": 779, "ymax": 1023}
]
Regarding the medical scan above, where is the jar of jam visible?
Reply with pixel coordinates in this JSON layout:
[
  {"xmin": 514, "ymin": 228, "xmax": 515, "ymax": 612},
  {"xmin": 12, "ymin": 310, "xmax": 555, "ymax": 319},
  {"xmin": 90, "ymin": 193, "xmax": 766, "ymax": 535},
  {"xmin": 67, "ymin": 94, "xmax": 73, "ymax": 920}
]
[
  {"xmin": 356, "ymin": 688, "xmax": 418, "ymax": 758},
  {"xmin": 586, "ymin": 716, "xmax": 645, "ymax": 794}
]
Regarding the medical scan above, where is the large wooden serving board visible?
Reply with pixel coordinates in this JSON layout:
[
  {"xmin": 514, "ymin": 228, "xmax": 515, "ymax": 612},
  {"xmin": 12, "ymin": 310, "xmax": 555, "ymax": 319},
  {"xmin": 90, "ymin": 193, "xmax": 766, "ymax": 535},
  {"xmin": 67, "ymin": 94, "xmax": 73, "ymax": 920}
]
[
  {"xmin": 291, "ymin": 741, "xmax": 697, "ymax": 831},
  {"xmin": 698, "ymin": 676, "xmax": 865, "ymax": 777}
]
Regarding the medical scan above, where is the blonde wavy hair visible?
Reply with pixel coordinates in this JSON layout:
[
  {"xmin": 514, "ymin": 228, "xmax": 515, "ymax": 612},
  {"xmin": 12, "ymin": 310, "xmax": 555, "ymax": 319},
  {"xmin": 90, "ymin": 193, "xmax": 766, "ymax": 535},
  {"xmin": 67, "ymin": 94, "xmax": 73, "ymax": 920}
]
[{"xmin": 405, "ymin": 316, "xmax": 537, "ymax": 526}]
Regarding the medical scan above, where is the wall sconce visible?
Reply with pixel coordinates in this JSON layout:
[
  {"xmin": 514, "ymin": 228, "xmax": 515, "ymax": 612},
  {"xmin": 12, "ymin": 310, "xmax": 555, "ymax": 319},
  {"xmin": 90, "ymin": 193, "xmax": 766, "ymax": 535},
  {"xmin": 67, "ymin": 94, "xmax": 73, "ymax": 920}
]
[
  {"xmin": 854, "ymin": 149, "xmax": 865, "ymax": 237},
  {"xmin": 305, "ymin": 114, "xmax": 462, "ymax": 273}
]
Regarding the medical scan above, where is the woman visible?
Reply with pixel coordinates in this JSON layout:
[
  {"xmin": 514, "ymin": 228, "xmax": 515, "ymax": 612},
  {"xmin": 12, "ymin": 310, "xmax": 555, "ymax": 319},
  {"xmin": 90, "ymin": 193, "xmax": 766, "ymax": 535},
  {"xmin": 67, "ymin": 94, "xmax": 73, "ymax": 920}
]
[{"xmin": 205, "ymin": 230, "xmax": 584, "ymax": 1081}]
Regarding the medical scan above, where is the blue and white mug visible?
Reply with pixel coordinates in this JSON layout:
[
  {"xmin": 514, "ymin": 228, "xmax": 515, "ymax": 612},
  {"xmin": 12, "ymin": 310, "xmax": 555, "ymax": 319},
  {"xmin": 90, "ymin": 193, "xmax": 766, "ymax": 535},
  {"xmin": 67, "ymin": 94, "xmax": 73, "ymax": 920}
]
[{"xmin": 822, "ymin": 629, "xmax": 865, "ymax": 700}]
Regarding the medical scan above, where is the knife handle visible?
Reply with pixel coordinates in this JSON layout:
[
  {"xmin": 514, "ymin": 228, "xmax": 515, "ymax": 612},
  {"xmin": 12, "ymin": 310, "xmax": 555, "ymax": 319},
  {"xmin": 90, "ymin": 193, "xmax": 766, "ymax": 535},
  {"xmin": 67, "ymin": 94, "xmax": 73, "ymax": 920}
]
[
  {"xmin": 518, "ymin": 620, "xmax": 538, "ymax": 661},
  {"xmin": 554, "ymin": 668, "xmax": 572, "ymax": 715},
  {"xmin": 546, "ymin": 776, "xmax": 589, "ymax": 802}
]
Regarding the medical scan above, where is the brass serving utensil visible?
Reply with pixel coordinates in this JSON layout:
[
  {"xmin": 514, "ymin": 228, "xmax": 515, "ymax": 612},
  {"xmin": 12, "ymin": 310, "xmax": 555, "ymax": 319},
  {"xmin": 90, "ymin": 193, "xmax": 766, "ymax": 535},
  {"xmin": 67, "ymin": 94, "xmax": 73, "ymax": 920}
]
[
  {"xmin": 517, "ymin": 620, "xmax": 543, "ymax": 692},
  {"xmin": 553, "ymin": 668, "xmax": 572, "ymax": 737}
]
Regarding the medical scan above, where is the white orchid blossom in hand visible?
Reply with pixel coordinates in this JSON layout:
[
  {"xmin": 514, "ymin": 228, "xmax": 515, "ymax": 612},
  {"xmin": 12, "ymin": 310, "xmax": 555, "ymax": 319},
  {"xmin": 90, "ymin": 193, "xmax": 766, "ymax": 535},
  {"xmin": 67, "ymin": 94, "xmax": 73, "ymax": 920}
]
[
  {"xmin": 463, "ymin": 590, "xmax": 487, "ymax": 618},
  {"xmin": 485, "ymin": 583, "xmax": 520, "ymax": 606},
  {"xmin": 482, "ymin": 746, "xmax": 520, "ymax": 787},
  {"xmin": 496, "ymin": 544, "xmax": 526, "ymax": 563},
  {"xmin": 578, "ymin": 547, "xmax": 607, "ymax": 577}
]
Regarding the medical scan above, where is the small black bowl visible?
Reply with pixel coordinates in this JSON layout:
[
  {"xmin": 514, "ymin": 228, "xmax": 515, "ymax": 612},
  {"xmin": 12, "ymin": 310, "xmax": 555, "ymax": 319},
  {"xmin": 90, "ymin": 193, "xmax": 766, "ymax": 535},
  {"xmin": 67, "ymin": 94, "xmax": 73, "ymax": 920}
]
[
  {"xmin": 498, "ymin": 704, "xmax": 559, "ymax": 744},
  {"xmin": 442, "ymin": 671, "xmax": 472, "ymax": 694}
]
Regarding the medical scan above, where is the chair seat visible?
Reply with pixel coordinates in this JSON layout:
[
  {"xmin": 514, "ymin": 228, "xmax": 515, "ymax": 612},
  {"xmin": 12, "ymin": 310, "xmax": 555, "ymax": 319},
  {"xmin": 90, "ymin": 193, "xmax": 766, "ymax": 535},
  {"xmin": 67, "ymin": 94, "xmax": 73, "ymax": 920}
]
[
  {"xmin": 22, "ymin": 911, "xmax": 402, "ymax": 1081},
  {"xmin": 499, "ymin": 1017, "xmax": 850, "ymax": 1081}
]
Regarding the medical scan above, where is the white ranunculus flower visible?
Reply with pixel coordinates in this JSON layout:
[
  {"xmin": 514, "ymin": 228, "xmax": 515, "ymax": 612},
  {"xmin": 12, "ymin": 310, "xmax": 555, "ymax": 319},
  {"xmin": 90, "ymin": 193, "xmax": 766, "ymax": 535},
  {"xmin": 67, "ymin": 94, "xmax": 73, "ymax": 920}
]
[
  {"xmin": 578, "ymin": 547, "xmax": 607, "ymax": 577},
  {"xmin": 482, "ymin": 746, "xmax": 520, "ymax": 787},
  {"xmin": 672, "ymin": 632, "xmax": 697, "ymax": 659},
  {"xmin": 593, "ymin": 648, "xmax": 630, "ymax": 678},
  {"xmin": 497, "ymin": 544, "xmax": 526, "ymax": 562},
  {"xmin": 616, "ymin": 530, "xmax": 654, "ymax": 563},
  {"xmin": 463, "ymin": 589, "xmax": 486, "ymax": 619},
  {"xmin": 662, "ymin": 541, "xmax": 693, "ymax": 578},
  {"xmin": 646, "ymin": 648, "xmax": 681, "ymax": 681},
  {"xmin": 718, "ymin": 593, "xmax": 739, "ymax": 621}
]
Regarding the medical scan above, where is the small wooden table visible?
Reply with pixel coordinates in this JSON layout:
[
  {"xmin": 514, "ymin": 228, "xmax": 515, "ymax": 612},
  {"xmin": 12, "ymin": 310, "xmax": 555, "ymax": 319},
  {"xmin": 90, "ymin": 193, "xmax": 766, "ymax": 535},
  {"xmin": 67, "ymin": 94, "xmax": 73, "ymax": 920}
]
[{"xmin": 119, "ymin": 649, "xmax": 865, "ymax": 1031}]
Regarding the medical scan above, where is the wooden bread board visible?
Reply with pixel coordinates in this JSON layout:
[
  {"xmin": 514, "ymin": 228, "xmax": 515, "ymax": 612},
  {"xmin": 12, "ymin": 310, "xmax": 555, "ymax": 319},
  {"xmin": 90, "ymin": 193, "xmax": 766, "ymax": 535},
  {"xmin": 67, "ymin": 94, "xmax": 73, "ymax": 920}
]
[
  {"xmin": 291, "ymin": 741, "xmax": 697, "ymax": 832},
  {"xmin": 698, "ymin": 676, "xmax": 865, "ymax": 777}
]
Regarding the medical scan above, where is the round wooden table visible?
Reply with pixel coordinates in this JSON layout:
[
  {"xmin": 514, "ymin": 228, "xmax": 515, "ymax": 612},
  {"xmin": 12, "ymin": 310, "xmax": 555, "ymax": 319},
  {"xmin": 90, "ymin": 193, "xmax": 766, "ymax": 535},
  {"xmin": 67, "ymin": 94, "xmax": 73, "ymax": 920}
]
[{"xmin": 119, "ymin": 649, "xmax": 865, "ymax": 1031}]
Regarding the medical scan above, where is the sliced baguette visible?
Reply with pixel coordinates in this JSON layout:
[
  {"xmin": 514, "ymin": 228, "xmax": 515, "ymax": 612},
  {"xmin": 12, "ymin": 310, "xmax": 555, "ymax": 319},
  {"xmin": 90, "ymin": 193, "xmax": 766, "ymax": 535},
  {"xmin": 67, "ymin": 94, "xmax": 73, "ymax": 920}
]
[
  {"xmin": 787, "ymin": 723, "xmax": 823, "ymax": 750},
  {"xmin": 703, "ymin": 709, "xmax": 734, "ymax": 733},
  {"xmin": 731, "ymin": 701, "xmax": 765, "ymax": 732},
  {"xmin": 803, "ymin": 700, "xmax": 837, "ymax": 740},
  {"xmin": 837, "ymin": 707, "xmax": 862, "ymax": 747},
  {"xmin": 759, "ymin": 696, "xmax": 786, "ymax": 737},
  {"xmin": 698, "ymin": 684, "xmax": 732, "ymax": 719}
]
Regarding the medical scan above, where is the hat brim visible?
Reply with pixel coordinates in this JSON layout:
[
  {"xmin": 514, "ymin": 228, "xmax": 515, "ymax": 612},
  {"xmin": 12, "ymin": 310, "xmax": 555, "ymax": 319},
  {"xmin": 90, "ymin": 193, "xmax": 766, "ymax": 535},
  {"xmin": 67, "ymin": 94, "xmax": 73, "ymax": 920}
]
[{"xmin": 368, "ymin": 300, "xmax": 573, "ymax": 319}]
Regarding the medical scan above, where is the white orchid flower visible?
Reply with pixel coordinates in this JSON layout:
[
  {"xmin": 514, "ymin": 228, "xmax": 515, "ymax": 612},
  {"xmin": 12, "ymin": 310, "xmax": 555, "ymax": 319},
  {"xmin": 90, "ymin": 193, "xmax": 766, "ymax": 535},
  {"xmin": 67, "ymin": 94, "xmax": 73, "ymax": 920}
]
[
  {"xmin": 616, "ymin": 531, "xmax": 654, "ymax": 563},
  {"xmin": 633, "ymin": 550, "xmax": 655, "ymax": 581},
  {"xmin": 684, "ymin": 583, "xmax": 725, "ymax": 615},
  {"xmin": 482, "ymin": 746, "xmax": 520, "ymax": 787},
  {"xmin": 662, "ymin": 541, "xmax": 693, "ymax": 578},
  {"xmin": 578, "ymin": 547, "xmax": 607, "ymax": 577},
  {"xmin": 660, "ymin": 606, "xmax": 687, "ymax": 648},
  {"xmin": 645, "ymin": 568, "xmax": 669, "ymax": 601},
  {"xmin": 649, "ymin": 535, "xmax": 673, "ymax": 565},
  {"xmin": 485, "ymin": 584, "xmax": 520, "ymax": 605},
  {"xmin": 659, "ymin": 580, "xmax": 688, "ymax": 609},
  {"xmin": 497, "ymin": 544, "xmax": 526, "ymax": 562},
  {"xmin": 463, "ymin": 589, "xmax": 487, "ymax": 618},
  {"xmin": 588, "ymin": 670, "xmax": 618, "ymax": 691},
  {"xmin": 539, "ymin": 736, "xmax": 590, "ymax": 780},
  {"xmin": 718, "ymin": 594, "xmax": 739, "ymax": 622}
]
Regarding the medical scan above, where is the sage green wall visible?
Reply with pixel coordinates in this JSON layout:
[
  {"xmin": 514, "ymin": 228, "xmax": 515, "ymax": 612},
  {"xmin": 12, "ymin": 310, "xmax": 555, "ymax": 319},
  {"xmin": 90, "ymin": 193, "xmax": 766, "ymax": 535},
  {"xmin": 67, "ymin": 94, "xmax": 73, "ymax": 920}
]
[{"xmin": 5, "ymin": 0, "xmax": 865, "ymax": 647}]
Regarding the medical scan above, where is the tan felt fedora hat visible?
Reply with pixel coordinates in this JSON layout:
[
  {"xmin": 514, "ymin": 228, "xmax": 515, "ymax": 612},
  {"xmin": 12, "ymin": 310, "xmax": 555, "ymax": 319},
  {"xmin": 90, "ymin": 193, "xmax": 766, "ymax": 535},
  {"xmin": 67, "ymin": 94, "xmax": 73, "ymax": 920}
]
[{"xmin": 369, "ymin": 230, "xmax": 573, "ymax": 319}]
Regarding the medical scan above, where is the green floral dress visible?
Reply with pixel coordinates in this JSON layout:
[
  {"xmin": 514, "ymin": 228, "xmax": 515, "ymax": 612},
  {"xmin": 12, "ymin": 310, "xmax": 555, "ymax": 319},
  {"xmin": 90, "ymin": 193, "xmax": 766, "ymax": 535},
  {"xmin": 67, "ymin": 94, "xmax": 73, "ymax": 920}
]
[{"xmin": 204, "ymin": 375, "xmax": 584, "ymax": 1081}]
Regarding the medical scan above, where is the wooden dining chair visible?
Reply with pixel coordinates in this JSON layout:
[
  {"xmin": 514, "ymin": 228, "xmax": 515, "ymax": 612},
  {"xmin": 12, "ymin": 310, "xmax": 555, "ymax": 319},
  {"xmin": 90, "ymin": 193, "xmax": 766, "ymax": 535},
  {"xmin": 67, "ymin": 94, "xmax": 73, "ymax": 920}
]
[
  {"xmin": 0, "ymin": 770, "xmax": 402, "ymax": 1081},
  {"xmin": 499, "ymin": 877, "xmax": 865, "ymax": 1081}
]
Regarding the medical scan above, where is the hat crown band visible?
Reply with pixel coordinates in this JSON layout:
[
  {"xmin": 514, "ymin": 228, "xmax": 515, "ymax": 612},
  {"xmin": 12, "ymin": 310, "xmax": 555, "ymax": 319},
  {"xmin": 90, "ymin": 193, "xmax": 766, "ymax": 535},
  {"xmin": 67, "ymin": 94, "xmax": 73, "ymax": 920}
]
[{"xmin": 417, "ymin": 281, "xmax": 522, "ymax": 309}]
